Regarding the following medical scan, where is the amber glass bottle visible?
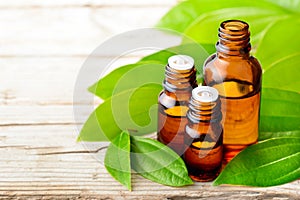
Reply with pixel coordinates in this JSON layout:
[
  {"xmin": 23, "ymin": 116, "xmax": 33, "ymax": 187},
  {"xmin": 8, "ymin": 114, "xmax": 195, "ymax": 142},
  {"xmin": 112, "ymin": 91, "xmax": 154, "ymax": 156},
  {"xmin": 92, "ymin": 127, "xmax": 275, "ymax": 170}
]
[
  {"xmin": 157, "ymin": 55, "xmax": 197, "ymax": 155},
  {"xmin": 184, "ymin": 86, "xmax": 223, "ymax": 182},
  {"xmin": 203, "ymin": 20, "xmax": 262, "ymax": 163}
]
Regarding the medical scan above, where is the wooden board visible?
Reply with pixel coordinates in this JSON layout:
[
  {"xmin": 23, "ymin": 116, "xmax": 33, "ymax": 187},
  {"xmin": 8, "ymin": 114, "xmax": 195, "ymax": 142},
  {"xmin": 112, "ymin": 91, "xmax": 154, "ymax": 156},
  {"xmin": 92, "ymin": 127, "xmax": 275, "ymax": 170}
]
[
  {"xmin": 0, "ymin": 7, "xmax": 173, "ymax": 56},
  {"xmin": 1, "ymin": 125, "xmax": 299, "ymax": 199},
  {"xmin": 1, "ymin": 0, "xmax": 299, "ymax": 199}
]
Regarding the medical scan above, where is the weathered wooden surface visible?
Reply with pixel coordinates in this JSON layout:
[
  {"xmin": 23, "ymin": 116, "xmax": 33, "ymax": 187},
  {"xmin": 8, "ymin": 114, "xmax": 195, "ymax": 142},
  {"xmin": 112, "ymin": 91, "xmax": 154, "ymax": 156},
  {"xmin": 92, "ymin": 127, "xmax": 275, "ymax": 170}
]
[
  {"xmin": 1, "ymin": 0, "xmax": 299, "ymax": 199},
  {"xmin": 1, "ymin": 125, "xmax": 299, "ymax": 199}
]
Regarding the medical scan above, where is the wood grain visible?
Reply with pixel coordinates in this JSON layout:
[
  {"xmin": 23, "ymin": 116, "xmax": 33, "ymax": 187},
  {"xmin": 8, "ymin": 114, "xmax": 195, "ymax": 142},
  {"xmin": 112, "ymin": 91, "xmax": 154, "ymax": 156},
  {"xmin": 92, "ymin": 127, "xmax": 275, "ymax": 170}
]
[
  {"xmin": 0, "ymin": 7, "xmax": 172, "ymax": 56},
  {"xmin": 1, "ymin": 125, "xmax": 299, "ymax": 199},
  {"xmin": 1, "ymin": 0, "xmax": 299, "ymax": 199}
]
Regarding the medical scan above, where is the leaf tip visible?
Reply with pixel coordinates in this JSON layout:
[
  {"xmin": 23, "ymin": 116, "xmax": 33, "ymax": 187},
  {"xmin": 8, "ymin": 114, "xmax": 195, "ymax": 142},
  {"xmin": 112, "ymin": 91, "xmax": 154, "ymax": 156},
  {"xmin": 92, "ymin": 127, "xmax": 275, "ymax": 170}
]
[
  {"xmin": 187, "ymin": 178, "xmax": 194, "ymax": 185},
  {"xmin": 212, "ymin": 174, "xmax": 223, "ymax": 186},
  {"xmin": 87, "ymin": 83, "xmax": 97, "ymax": 94},
  {"xmin": 183, "ymin": 175, "xmax": 194, "ymax": 185},
  {"xmin": 126, "ymin": 183, "xmax": 132, "ymax": 191},
  {"xmin": 76, "ymin": 136, "xmax": 82, "ymax": 142},
  {"xmin": 212, "ymin": 180, "xmax": 221, "ymax": 186}
]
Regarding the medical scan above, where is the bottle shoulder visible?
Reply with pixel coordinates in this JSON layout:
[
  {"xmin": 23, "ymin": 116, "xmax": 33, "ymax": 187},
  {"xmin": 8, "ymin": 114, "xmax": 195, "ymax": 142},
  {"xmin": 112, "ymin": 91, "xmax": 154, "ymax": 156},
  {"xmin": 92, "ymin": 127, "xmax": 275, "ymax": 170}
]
[
  {"xmin": 158, "ymin": 91, "xmax": 176, "ymax": 108},
  {"xmin": 249, "ymin": 56, "xmax": 263, "ymax": 73},
  {"xmin": 205, "ymin": 53, "xmax": 261, "ymax": 67},
  {"xmin": 203, "ymin": 54, "xmax": 262, "ymax": 82},
  {"xmin": 158, "ymin": 90, "xmax": 191, "ymax": 108}
]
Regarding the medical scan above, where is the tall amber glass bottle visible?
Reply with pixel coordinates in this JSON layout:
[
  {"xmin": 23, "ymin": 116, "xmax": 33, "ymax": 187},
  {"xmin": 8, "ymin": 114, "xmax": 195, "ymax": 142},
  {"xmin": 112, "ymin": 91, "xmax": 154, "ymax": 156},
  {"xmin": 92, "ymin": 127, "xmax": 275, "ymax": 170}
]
[
  {"xmin": 157, "ymin": 55, "xmax": 197, "ymax": 155},
  {"xmin": 184, "ymin": 86, "xmax": 223, "ymax": 182},
  {"xmin": 203, "ymin": 20, "xmax": 262, "ymax": 163}
]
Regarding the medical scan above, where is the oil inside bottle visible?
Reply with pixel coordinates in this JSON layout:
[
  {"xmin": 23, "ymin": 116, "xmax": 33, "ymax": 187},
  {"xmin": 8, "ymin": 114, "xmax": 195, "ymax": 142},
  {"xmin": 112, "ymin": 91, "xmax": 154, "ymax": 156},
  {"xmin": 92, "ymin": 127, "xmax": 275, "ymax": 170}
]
[
  {"xmin": 158, "ymin": 99, "xmax": 188, "ymax": 155},
  {"xmin": 184, "ymin": 130, "xmax": 223, "ymax": 182},
  {"xmin": 212, "ymin": 79, "xmax": 260, "ymax": 163}
]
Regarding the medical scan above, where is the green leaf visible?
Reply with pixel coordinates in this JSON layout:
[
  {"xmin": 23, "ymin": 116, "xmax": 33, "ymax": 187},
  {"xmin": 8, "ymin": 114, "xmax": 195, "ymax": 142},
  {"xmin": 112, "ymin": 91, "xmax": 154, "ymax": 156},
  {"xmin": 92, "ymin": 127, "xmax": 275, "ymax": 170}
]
[
  {"xmin": 141, "ymin": 43, "xmax": 215, "ymax": 72},
  {"xmin": 89, "ymin": 43, "xmax": 214, "ymax": 99},
  {"xmin": 89, "ymin": 61, "xmax": 164, "ymax": 100},
  {"xmin": 77, "ymin": 84, "xmax": 162, "ymax": 141},
  {"xmin": 130, "ymin": 136, "xmax": 193, "ymax": 186},
  {"xmin": 260, "ymin": 88, "xmax": 300, "ymax": 132},
  {"xmin": 265, "ymin": 0, "xmax": 300, "ymax": 13},
  {"xmin": 255, "ymin": 17, "xmax": 300, "ymax": 70},
  {"xmin": 104, "ymin": 131, "xmax": 131, "ymax": 190},
  {"xmin": 259, "ymin": 130, "xmax": 300, "ymax": 141},
  {"xmin": 183, "ymin": 8, "xmax": 286, "ymax": 46},
  {"xmin": 263, "ymin": 53, "xmax": 300, "ymax": 93},
  {"xmin": 156, "ymin": 0, "xmax": 287, "ymax": 33},
  {"xmin": 157, "ymin": 0, "xmax": 300, "ymax": 75},
  {"xmin": 214, "ymin": 137, "xmax": 300, "ymax": 186}
]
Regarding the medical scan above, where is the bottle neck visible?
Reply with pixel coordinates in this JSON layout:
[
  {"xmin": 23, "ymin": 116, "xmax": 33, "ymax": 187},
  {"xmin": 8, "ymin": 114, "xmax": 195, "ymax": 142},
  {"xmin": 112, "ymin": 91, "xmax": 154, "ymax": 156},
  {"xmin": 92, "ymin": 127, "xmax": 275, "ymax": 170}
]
[
  {"xmin": 163, "ymin": 64, "xmax": 197, "ymax": 93},
  {"xmin": 216, "ymin": 20, "xmax": 251, "ymax": 58},
  {"xmin": 187, "ymin": 96, "xmax": 222, "ymax": 123}
]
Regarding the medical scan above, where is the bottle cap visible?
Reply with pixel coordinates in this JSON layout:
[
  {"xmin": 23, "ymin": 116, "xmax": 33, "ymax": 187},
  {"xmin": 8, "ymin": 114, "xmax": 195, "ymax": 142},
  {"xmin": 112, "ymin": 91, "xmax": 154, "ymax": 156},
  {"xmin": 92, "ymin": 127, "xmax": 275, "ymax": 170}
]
[
  {"xmin": 168, "ymin": 55, "xmax": 194, "ymax": 70},
  {"xmin": 192, "ymin": 86, "xmax": 219, "ymax": 103}
]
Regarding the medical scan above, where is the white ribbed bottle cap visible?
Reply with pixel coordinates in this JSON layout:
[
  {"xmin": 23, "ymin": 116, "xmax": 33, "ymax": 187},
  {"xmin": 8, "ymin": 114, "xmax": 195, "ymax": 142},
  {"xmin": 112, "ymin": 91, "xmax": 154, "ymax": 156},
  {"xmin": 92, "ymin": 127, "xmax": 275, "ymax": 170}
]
[
  {"xmin": 192, "ymin": 86, "xmax": 219, "ymax": 102},
  {"xmin": 168, "ymin": 55, "xmax": 194, "ymax": 70}
]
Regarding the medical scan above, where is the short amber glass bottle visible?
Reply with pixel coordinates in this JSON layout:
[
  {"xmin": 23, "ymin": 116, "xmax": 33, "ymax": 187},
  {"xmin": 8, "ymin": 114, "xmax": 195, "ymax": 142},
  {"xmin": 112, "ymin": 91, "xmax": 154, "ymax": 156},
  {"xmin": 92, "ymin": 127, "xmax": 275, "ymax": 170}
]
[
  {"xmin": 203, "ymin": 20, "xmax": 262, "ymax": 163},
  {"xmin": 157, "ymin": 55, "xmax": 197, "ymax": 155},
  {"xmin": 184, "ymin": 86, "xmax": 223, "ymax": 182}
]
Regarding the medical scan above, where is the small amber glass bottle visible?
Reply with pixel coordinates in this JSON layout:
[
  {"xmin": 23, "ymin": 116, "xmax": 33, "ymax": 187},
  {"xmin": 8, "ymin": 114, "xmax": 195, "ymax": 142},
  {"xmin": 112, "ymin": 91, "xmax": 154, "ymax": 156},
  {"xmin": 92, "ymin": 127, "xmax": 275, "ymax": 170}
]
[
  {"xmin": 157, "ymin": 55, "xmax": 197, "ymax": 155},
  {"xmin": 184, "ymin": 86, "xmax": 223, "ymax": 182},
  {"xmin": 203, "ymin": 20, "xmax": 262, "ymax": 163}
]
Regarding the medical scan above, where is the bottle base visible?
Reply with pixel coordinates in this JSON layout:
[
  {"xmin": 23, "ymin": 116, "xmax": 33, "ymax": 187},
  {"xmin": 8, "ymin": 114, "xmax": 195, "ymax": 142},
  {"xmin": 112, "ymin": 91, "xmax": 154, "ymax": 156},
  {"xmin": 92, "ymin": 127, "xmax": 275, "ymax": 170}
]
[
  {"xmin": 188, "ymin": 171, "xmax": 220, "ymax": 182},
  {"xmin": 187, "ymin": 166, "xmax": 221, "ymax": 182}
]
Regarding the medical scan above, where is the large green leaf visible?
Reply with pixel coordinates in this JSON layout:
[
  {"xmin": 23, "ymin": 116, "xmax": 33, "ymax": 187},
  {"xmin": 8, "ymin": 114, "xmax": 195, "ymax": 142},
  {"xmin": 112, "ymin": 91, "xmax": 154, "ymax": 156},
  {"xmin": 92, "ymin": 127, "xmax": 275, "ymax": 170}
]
[
  {"xmin": 89, "ymin": 61, "xmax": 164, "ymax": 100},
  {"xmin": 156, "ymin": 0, "xmax": 288, "ymax": 33},
  {"xmin": 105, "ymin": 131, "xmax": 131, "ymax": 190},
  {"xmin": 260, "ymin": 88, "xmax": 300, "ymax": 132},
  {"xmin": 213, "ymin": 137, "xmax": 300, "ymax": 186},
  {"xmin": 130, "ymin": 136, "xmax": 193, "ymax": 186},
  {"xmin": 184, "ymin": 17, "xmax": 300, "ymax": 101},
  {"xmin": 263, "ymin": 53, "xmax": 300, "ymax": 93},
  {"xmin": 89, "ymin": 43, "xmax": 214, "ymax": 99},
  {"xmin": 259, "ymin": 130, "xmax": 300, "ymax": 140},
  {"xmin": 265, "ymin": 0, "xmax": 300, "ymax": 13},
  {"xmin": 183, "ymin": 8, "xmax": 285, "ymax": 47},
  {"xmin": 141, "ymin": 43, "xmax": 215, "ymax": 72},
  {"xmin": 255, "ymin": 17, "xmax": 300, "ymax": 70},
  {"xmin": 77, "ymin": 84, "xmax": 162, "ymax": 141}
]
